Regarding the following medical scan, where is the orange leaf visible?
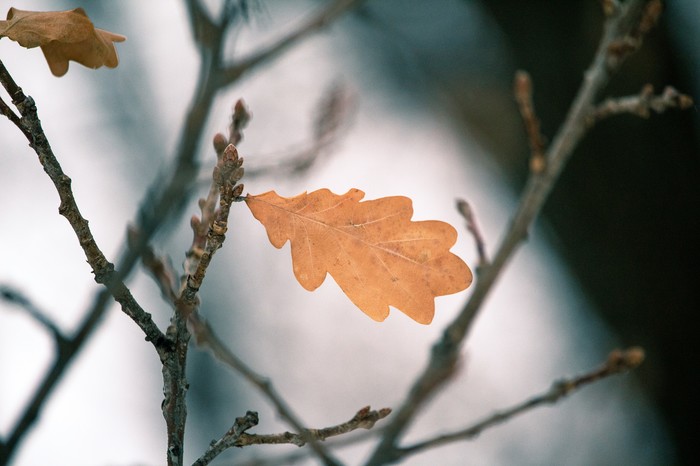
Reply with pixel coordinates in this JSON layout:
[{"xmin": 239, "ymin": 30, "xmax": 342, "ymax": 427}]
[
  {"xmin": 245, "ymin": 189, "xmax": 472, "ymax": 324},
  {"xmin": 0, "ymin": 7, "xmax": 126, "ymax": 76}
]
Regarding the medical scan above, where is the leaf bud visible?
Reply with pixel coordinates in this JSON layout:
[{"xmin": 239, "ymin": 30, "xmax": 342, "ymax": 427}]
[{"xmin": 213, "ymin": 133, "xmax": 228, "ymax": 154}]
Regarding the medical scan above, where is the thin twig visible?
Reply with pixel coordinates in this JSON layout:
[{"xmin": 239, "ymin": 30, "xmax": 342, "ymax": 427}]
[
  {"xmin": 193, "ymin": 411, "xmax": 260, "ymax": 466},
  {"xmin": 396, "ymin": 347, "xmax": 645, "ymax": 459},
  {"xmin": 245, "ymin": 82, "xmax": 356, "ymax": 178},
  {"xmin": 365, "ymin": 1, "xmax": 674, "ymax": 464},
  {"xmin": 1, "ymin": 96, "xmax": 29, "ymax": 138},
  {"xmin": 514, "ymin": 70, "xmax": 547, "ymax": 174},
  {"xmin": 589, "ymin": 84, "xmax": 693, "ymax": 123},
  {"xmin": 231, "ymin": 430, "xmax": 382, "ymax": 466},
  {"xmin": 179, "ymin": 144, "xmax": 244, "ymax": 317},
  {"xmin": 236, "ymin": 406, "xmax": 391, "ymax": 447},
  {"xmin": 0, "ymin": 63, "xmax": 167, "ymax": 348},
  {"xmin": 0, "ymin": 59, "xmax": 170, "ymax": 466},
  {"xmin": 220, "ymin": 0, "xmax": 368, "ymax": 85},
  {"xmin": 456, "ymin": 199, "xmax": 489, "ymax": 270},
  {"xmin": 0, "ymin": 285, "xmax": 67, "ymax": 345},
  {"xmin": 194, "ymin": 407, "xmax": 390, "ymax": 466}
]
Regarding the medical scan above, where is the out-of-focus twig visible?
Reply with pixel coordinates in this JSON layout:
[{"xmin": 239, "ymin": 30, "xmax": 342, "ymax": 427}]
[
  {"xmin": 0, "ymin": 285, "xmax": 67, "ymax": 345},
  {"xmin": 220, "ymin": 0, "xmax": 368, "ymax": 85},
  {"xmin": 395, "ymin": 348, "xmax": 645, "ymax": 459},
  {"xmin": 244, "ymin": 82, "xmax": 356, "ymax": 178},
  {"xmin": 456, "ymin": 199, "xmax": 489, "ymax": 271},
  {"xmin": 514, "ymin": 70, "xmax": 547, "ymax": 174}
]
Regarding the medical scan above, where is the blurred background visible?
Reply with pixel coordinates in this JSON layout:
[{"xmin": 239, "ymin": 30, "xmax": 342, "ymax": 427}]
[{"xmin": 1, "ymin": 1, "xmax": 697, "ymax": 465}]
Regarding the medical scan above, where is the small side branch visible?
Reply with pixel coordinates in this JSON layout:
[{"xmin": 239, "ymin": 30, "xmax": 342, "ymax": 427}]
[
  {"xmin": 237, "ymin": 406, "xmax": 391, "ymax": 448},
  {"xmin": 0, "ymin": 285, "xmax": 67, "ymax": 345},
  {"xmin": 220, "ymin": 0, "xmax": 367, "ymax": 85},
  {"xmin": 514, "ymin": 70, "xmax": 547, "ymax": 173},
  {"xmin": 456, "ymin": 199, "xmax": 489, "ymax": 271},
  {"xmin": 245, "ymin": 82, "xmax": 356, "ymax": 178},
  {"xmin": 193, "ymin": 411, "xmax": 260, "ymax": 466},
  {"xmin": 396, "ymin": 348, "xmax": 645, "ymax": 459},
  {"xmin": 188, "ymin": 313, "xmax": 344, "ymax": 466},
  {"xmin": 194, "ymin": 407, "xmax": 390, "ymax": 465},
  {"xmin": 589, "ymin": 84, "xmax": 693, "ymax": 123}
]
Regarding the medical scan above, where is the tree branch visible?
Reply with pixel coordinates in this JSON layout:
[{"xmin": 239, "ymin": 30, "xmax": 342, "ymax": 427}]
[
  {"xmin": 0, "ymin": 59, "xmax": 169, "ymax": 466},
  {"xmin": 365, "ymin": 1, "xmax": 677, "ymax": 464},
  {"xmin": 0, "ymin": 1, "xmax": 371, "ymax": 464},
  {"xmin": 395, "ymin": 348, "xmax": 645, "ymax": 460},
  {"xmin": 194, "ymin": 407, "xmax": 390, "ymax": 466}
]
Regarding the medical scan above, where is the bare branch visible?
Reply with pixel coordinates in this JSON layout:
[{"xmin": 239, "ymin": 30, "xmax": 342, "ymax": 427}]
[
  {"xmin": 365, "ymin": 1, "xmax": 683, "ymax": 464},
  {"xmin": 195, "ymin": 407, "xmax": 390, "ymax": 465},
  {"xmin": 0, "ymin": 58, "xmax": 170, "ymax": 466},
  {"xmin": 1, "ymin": 96, "xmax": 28, "ymax": 137},
  {"xmin": 396, "ymin": 348, "xmax": 645, "ymax": 459},
  {"xmin": 0, "ymin": 61, "xmax": 167, "ymax": 349},
  {"xmin": 179, "ymin": 144, "xmax": 244, "ymax": 318}
]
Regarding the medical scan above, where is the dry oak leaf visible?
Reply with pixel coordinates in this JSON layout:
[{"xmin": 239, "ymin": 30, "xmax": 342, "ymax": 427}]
[
  {"xmin": 245, "ymin": 189, "xmax": 473, "ymax": 324},
  {"xmin": 0, "ymin": 7, "xmax": 125, "ymax": 76}
]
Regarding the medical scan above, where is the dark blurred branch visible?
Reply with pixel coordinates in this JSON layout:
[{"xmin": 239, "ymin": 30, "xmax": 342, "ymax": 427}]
[
  {"xmin": 220, "ymin": 0, "xmax": 367, "ymax": 85},
  {"xmin": 365, "ymin": 1, "xmax": 676, "ymax": 464},
  {"xmin": 395, "ymin": 348, "xmax": 645, "ymax": 460},
  {"xmin": 0, "ymin": 285, "xmax": 67, "ymax": 345}
]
